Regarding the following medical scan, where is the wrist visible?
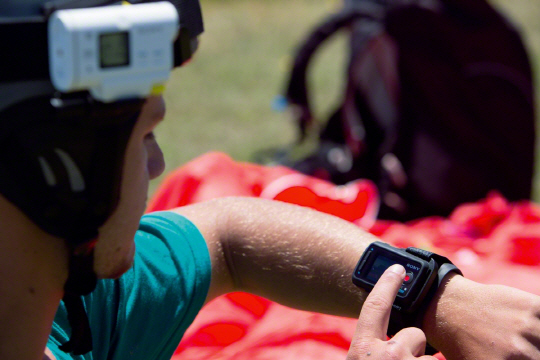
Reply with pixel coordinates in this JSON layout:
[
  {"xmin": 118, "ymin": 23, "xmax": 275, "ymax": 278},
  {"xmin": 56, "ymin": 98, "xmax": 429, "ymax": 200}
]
[{"xmin": 422, "ymin": 272, "xmax": 470, "ymax": 347}]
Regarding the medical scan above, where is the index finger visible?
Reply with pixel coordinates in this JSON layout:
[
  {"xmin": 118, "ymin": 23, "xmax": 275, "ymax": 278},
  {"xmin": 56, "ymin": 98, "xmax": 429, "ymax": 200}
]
[{"xmin": 355, "ymin": 264, "xmax": 406, "ymax": 340}]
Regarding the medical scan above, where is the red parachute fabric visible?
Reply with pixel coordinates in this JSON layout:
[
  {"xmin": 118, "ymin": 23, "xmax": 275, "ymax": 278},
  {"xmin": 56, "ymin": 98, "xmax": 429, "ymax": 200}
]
[{"xmin": 147, "ymin": 152, "xmax": 540, "ymax": 360}]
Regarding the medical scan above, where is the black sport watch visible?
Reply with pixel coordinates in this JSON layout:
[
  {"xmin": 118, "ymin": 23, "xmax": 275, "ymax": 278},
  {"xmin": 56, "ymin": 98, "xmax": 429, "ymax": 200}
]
[{"xmin": 352, "ymin": 241, "xmax": 462, "ymax": 353}]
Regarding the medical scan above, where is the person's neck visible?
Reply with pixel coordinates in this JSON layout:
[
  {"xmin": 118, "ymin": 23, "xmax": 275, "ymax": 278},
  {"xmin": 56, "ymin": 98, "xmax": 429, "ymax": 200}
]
[
  {"xmin": 0, "ymin": 197, "xmax": 68, "ymax": 360},
  {"xmin": 44, "ymin": 347, "xmax": 57, "ymax": 360}
]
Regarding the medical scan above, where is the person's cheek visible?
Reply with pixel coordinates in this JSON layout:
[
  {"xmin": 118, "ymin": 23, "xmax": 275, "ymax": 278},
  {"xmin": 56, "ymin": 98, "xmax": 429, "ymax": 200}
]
[{"xmin": 146, "ymin": 138, "xmax": 165, "ymax": 180}]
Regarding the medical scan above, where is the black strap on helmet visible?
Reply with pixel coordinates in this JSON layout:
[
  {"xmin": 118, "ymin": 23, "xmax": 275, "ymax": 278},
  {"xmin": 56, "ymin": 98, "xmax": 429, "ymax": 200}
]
[
  {"xmin": 60, "ymin": 240, "xmax": 98, "ymax": 354},
  {"xmin": 0, "ymin": 19, "xmax": 49, "ymax": 83},
  {"xmin": 60, "ymin": 293, "xmax": 95, "ymax": 354},
  {"xmin": 0, "ymin": 0, "xmax": 204, "ymax": 83},
  {"xmin": 130, "ymin": 0, "xmax": 204, "ymax": 66}
]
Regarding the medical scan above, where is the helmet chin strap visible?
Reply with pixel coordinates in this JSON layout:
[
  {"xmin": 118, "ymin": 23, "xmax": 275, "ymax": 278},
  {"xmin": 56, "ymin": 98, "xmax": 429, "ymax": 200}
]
[{"xmin": 60, "ymin": 240, "xmax": 98, "ymax": 355}]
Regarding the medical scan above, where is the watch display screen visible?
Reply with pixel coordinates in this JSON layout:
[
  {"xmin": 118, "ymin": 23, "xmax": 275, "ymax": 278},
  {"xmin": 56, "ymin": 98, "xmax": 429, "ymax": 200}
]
[
  {"xmin": 353, "ymin": 241, "xmax": 443, "ymax": 312},
  {"xmin": 100, "ymin": 31, "xmax": 130, "ymax": 68},
  {"xmin": 365, "ymin": 254, "xmax": 398, "ymax": 284}
]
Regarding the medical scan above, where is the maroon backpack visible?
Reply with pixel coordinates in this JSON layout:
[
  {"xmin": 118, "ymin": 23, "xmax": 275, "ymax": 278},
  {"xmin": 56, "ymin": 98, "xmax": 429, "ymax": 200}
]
[{"xmin": 279, "ymin": 0, "xmax": 535, "ymax": 221}]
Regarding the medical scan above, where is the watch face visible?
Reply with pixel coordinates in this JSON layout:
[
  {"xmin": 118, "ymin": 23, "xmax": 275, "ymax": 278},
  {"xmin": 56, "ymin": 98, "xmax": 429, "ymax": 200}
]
[
  {"xmin": 365, "ymin": 253, "xmax": 421, "ymax": 298},
  {"xmin": 365, "ymin": 254, "xmax": 396, "ymax": 284},
  {"xmin": 353, "ymin": 242, "xmax": 436, "ymax": 310}
]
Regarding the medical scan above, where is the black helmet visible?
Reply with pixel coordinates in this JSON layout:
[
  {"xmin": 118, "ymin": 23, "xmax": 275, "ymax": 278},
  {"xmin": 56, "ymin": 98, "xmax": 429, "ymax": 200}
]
[{"xmin": 0, "ymin": 0, "xmax": 203, "ymax": 354}]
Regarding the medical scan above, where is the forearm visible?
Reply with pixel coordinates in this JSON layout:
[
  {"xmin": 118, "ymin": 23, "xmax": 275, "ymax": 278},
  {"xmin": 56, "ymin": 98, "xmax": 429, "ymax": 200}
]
[
  {"xmin": 174, "ymin": 196, "xmax": 374, "ymax": 317},
  {"xmin": 224, "ymin": 197, "xmax": 376, "ymax": 316}
]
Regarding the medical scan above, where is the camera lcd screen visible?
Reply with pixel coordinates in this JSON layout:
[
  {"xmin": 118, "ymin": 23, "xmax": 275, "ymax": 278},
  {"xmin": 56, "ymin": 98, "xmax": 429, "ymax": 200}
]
[
  {"xmin": 365, "ymin": 254, "xmax": 398, "ymax": 284},
  {"xmin": 100, "ymin": 31, "xmax": 129, "ymax": 68}
]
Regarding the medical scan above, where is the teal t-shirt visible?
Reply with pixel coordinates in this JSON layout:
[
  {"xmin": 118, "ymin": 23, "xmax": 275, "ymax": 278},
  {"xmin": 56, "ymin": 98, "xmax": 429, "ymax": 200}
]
[{"xmin": 47, "ymin": 211, "xmax": 211, "ymax": 360}]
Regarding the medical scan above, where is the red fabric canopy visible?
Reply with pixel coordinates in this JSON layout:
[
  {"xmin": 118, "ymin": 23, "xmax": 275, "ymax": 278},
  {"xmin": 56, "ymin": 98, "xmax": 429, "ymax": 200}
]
[{"xmin": 147, "ymin": 152, "xmax": 540, "ymax": 360}]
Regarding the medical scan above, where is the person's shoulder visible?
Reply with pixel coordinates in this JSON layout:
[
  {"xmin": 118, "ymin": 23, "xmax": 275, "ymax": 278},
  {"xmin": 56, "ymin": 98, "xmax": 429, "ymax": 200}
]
[
  {"xmin": 140, "ymin": 210, "xmax": 191, "ymax": 226},
  {"xmin": 134, "ymin": 210, "xmax": 209, "ymax": 271},
  {"xmin": 137, "ymin": 210, "xmax": 203, "ymax": 243}
]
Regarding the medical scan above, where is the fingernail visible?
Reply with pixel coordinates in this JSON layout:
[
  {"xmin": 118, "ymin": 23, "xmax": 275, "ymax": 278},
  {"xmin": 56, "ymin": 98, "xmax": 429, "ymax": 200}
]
[{"xmin": 389, "ymin": 264, "xmax": 405, "ymax": 275}]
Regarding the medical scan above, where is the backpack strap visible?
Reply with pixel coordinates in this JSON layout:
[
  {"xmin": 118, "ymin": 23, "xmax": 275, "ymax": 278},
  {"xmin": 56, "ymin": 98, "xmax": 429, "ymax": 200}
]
[{"xmin": 284, "ymin": 3, "xmax": 385, "ymax": 140}]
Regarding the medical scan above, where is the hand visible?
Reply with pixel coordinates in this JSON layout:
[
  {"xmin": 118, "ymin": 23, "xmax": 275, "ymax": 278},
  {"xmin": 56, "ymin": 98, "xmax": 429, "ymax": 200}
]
[
  {"xmin": 424, "ymin": 275, "xmax": 540, "ymax": 360},
  {"xmin": 347, "ymin": 264, "xmax": 437, "ymax": 360}
]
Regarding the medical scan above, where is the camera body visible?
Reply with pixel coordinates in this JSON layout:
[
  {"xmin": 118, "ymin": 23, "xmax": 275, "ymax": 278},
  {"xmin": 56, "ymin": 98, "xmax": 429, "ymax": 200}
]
[{"xmin": 48, "ymin": 1, "xmax": 179, "ymax": 102}]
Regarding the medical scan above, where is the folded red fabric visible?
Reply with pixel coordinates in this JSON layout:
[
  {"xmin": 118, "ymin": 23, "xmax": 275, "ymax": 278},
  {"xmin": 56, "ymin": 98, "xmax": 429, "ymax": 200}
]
[{"xmin": 147, "ymin": 152, "xmax": 540, "ymax": 360}]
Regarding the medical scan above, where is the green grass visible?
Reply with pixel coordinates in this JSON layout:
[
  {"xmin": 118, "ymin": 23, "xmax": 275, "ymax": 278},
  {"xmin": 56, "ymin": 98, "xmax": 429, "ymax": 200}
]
[{"xmin": 152, "ymin": 0, "xmax": 540, "ymax": 201}]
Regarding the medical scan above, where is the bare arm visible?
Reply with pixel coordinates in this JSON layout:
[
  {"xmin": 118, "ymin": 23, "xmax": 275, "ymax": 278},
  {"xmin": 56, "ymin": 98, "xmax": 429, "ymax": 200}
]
[
  {"xmin": 173, "ymin": 196, "xmax": 372, "ymax": 317},
  {"xmin": 172, "ymin": 196, "xmax": 540, "ymax": 360}
]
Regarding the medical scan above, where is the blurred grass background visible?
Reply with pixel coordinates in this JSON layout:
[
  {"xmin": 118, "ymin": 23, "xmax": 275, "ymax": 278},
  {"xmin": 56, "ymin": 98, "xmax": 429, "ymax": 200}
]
[{"xmin": 153, "ymin": 0, "xmax": 540, "ymax": 201}]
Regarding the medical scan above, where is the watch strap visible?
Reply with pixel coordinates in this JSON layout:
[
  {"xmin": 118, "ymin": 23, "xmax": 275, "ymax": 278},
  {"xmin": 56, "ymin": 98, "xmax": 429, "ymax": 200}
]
[
  {"xmin": 406, "ymin": 247, "xmax": 451, "ymax": 267},
  {"xmin": 389, "ymin": 247, "xmax": 463, "ymax": 355}
]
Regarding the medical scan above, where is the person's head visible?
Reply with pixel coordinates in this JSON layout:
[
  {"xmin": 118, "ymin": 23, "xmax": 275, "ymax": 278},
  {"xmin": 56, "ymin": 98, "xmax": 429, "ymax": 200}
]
[{"xmin": 0, "ymin": 0, "xmax": 203, "ymax": 354}]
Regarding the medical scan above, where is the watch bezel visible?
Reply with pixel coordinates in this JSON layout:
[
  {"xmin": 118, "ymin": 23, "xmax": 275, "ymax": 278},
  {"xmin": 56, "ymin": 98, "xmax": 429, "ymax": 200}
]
[{"xmin": 352, "ymin": 241, "xmax": 438, "ymax": 312}]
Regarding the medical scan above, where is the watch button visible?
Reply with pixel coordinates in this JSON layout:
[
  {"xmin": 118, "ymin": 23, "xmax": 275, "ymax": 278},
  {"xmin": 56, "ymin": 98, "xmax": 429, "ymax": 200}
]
[{"xmin": 404, "ymin": 272, "xmax": 414, "ymax": 283}]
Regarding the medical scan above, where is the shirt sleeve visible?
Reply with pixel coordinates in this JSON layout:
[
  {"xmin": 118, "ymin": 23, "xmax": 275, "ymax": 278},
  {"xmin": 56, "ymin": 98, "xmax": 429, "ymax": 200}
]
[{"xmin": 47, "ymin": 211, "xmax": 211, "ymax": 360}]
